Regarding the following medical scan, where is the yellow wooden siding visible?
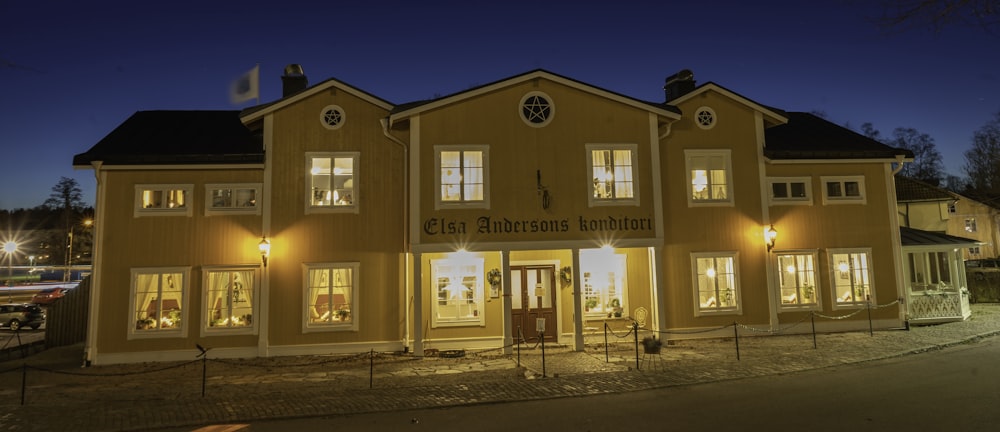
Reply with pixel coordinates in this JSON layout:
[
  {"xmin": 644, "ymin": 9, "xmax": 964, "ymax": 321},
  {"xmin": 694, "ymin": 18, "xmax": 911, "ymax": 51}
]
[
  {"xmin": 95, "ymin": 168, "xmax": 263, "ymax": 354},
  {"xmin": 265, "ymin": 87, "xmax": 406, "ymax": 346},
  {"xmin": 415, "ymin": 79, "xmax": 659, "ymax": 246}
]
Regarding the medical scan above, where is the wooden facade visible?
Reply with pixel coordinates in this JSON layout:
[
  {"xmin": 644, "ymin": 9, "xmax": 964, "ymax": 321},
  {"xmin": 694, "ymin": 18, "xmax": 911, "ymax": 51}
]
[{"xmin": 75, "ymin": 68, "xmax": 912, "ymax": 364}]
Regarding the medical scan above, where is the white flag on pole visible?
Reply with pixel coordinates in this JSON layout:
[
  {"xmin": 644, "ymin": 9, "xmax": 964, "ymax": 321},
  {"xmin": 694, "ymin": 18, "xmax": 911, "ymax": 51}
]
[{"xmin": 229, "ymin": 65, "xmax": 259, "ymax": 104}]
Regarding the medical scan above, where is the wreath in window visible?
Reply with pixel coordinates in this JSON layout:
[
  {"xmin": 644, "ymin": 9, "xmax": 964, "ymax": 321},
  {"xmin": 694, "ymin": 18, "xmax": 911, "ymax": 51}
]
[
  {"xmin": 560, "ymin": 266, "xmax": 573, "ymax": 284},
  {"xmin": 487, "ymin": 268, "xmax": 502, "ymax": 286}
]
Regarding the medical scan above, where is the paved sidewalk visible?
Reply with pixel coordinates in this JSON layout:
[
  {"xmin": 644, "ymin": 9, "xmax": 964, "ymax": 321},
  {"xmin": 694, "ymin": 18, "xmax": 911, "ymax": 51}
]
[{"xmin": 2, "ymin": 304, "xmax": 999, "ymax": 432}]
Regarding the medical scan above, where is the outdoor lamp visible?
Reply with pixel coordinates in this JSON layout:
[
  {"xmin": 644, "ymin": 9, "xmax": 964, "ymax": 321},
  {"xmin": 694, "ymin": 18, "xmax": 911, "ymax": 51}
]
[
  {"xmin": 258, "ymin": 237, "xmax": 271, "ymax": 267},
  {"xmin": 764, "ymin": 225, "xmax": 777, "ymax": 252}
]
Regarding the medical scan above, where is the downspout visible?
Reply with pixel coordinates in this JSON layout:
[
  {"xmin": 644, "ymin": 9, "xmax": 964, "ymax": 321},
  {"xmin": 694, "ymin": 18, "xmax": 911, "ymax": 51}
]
[
  {"xmin": 891, "ymin": 154, "xmax": 906, "ymax": 175},
  {"xmin": 381, "ymin": 118, "xmax": 410, "ymax": 352}
]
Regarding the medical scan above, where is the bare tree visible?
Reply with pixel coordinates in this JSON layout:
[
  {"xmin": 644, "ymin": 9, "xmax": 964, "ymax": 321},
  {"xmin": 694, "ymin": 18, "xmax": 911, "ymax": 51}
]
[
  {"xmin": 964, "ymin": 111, "xmax": 1000, "ymax": 192},
  {"xmin": 871, "ymin": 0, "xmax": 1000, "ymax": 32},
  {"xmin": 891, "ymin": 127, "xmax": 945, "ymax": 184}
]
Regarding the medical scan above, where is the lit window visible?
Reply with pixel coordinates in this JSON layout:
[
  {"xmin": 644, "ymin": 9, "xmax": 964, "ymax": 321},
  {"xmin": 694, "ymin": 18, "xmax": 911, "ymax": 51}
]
[
  {"xmin": 588, "ymin": 144, "xmax": 638, "ymax": 206},
  {"xmin": 130, "ymin": 267, "xmax": 188, "ymax": 338},
  {"xmin": 580, "ymin": 249, "xmax": 627, "ymax": 317},
  {"xmin": 432, "ymin": 254, "xmax": 485, "ymax": 327},
  {"xmin": 435, "ymin": 146, "xmax": 489, "ymax": 209},
  {"xmin": 906, "ymin": 251, "xmax": 954, "ymax": 294},
  {"xmin": 821, "ymin": 176, "xmax": 866, "ymax": 205},
  {"xmin": 768, "ymin": 177, "xmax": 812, "ymax": 205},
  {"xmin": 304, "ymin": 263, "xmax": 359, "ymax": 331},
  {"xmin": 685, "ymin": 150, "xmax": 732, "ymax": 206},
  {"xmin": 965, "ymin": 218, "xmax": 977, "ymax": 233},
  {"xmin": 830, "ymin": 250, "xmax": 873, "ymax": 307},
  {"xmin": 203, "ymin": 268, "xmax": 257, "ymax": 333},
  {"xmin": 205, "ymin": 184, "xmax": 261, "ymax": 215},
  {"xmin": 692, "ymin": 252, "xmax": 740, "ymax": 314},
  {"xmin": 776, "ymin": 252, "xmax": 819, "ymax": 308},
  {"xmin": 306, "ymin": 152, "xmax": 358, "ymax": 213},
  {"xmin": 134, "ymin": 184, "xmax": 193, "ymax": 217}
]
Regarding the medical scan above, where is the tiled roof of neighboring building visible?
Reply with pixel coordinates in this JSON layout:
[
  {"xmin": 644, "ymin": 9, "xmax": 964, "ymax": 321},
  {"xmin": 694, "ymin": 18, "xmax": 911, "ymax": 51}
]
[
  {"xmin": 764, "ymin": 112, "xmax": 913, "ymax": 160},
  {"xmin": 73, "ymin": 111, "xmax": 262, "ymax": 167},
  {"xmin": 895, "ymin": 175, "xmax": 957, "ymax": 202},
  {"xmin": 900, "ymin": 226, "xmax": 979, "ymax": 247}
]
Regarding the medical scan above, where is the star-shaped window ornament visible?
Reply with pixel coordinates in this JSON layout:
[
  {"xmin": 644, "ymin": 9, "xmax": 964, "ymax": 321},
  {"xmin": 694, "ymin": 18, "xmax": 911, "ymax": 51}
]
[
  {"xmin": 520, "ymin": 92, "xmax": 554, "ymax": 127},
  {"xmin": 320, "ymin": 105, "xmax": 346, "ymax": 130},
  {"xmin": 695, "ymin": 107, "xmax": 716, "ymax": 130}
]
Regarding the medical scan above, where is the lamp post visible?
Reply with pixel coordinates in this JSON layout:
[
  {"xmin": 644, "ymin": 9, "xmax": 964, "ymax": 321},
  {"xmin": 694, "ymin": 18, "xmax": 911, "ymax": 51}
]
[
  {"xmin": 65, "ymin": 219, "xmax": 93, "ymax": 282},
  {"xmin": 4, "ymin": 241, "xmax": 16, "ymax": 302}
]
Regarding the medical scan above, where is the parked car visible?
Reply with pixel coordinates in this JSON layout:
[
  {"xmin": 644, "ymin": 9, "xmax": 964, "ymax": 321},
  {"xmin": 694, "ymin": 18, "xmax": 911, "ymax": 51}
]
[
  {"xmin": 965, "ymin": 259, "xmax": 1000, "ymax": 271},
  {"xmin": 30, "ymin": 287, "xmax": 69, "ymax": 305},
  {"xmin": 0, "ymin": 303, "xmax": 45, "ymax": 331}
]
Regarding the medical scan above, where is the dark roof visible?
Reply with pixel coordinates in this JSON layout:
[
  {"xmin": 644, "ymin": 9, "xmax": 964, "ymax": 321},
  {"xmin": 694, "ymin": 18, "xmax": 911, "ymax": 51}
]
[
  {"xmin": 73, "ymin": 111, "xmax": 262, "ymax": 166},
  {"xmin": 765, "ymin": 112, "xmax": 913, "ymax": 160},
  {"xmin": 899, "ymin": 226, "xmax": 979, "ymax": 247},
  {"xmin": 895, "ymin": 175, "xmax": 957, "ymax": 202},
  {"xmin": 388, "ymin": 68, "xmax": 682, "ymax": 116}
]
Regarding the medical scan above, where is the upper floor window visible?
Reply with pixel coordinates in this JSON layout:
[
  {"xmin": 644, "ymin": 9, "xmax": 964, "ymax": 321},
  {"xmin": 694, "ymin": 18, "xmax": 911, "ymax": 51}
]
[
  {"xmin": 520, "ymin": 91, "xmax": 554, "ymax": 127},
  {"xmin": 432, "ymin": 253, "xmax": 485, "ymax": 327},
  {"xmin": 821, "ymin": 176, "xmax": 866, "ymax": 205},
  {"xmin": 776, "ymin": 251, "xmax": 819, "ymax": 309},
  {"xmin": 965, "ymin": 217, "xmax": 977, "ymax": 233},
  {"xmin": 205, "ymin": 184, "xmax": 261, "ymax": 216},
  {"xmin": 767, "ymin": 177, "xmax": 812, "ymax": 205},
  {"xmin": 692, "ymin": 252, "xmax": 741, "ymax": 315},
  {"xmin": 436, "ymin": 146, "xmax": 489, "ymax": 209},
  {"xmin": 203, "ymin": 267, "xmax": 257, "ymax": 334},
  {"xmin": 134, "ymin": 184, "xmax": 193, "ymax": 217},
  {"xmin": 830, "ymin": 249, "xmax": 873, "ymax": 307},
  {"xmin": 304, "ymin": 263, "xmax": 359, "ymax": 332},
  {"xmin": 130, "ymin": 267, "xmax": 189, "ymax": 339},
  {"xmin": 948, "ymin": 202, "xmax": 957, "ymax": 214},
  {"xmin": 685, "ymin": 150, "xmax": 733, "ymax": 206},
  {"xmin": 588, "ymin": 144, "xmax": 638, "ymax": 206},
  {"xmin": 306, "ymin": 152, "xmax": 358, "ymax": 214}
]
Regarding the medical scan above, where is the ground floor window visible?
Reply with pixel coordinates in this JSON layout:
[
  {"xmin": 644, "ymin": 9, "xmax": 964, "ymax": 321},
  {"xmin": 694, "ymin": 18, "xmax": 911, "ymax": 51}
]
[
  {"xmin": 692, "ymin": 252, "xmax": 740, "ymax": 315},
  {"xmin": 304, "ymin": 263, "xmax": 359, "ymax": 331},
  {"xmin": 830, "ymin": 249, "xmax": 873, "ymax": 307},
  {"xmin": 432, "ymin": 253, "xmax": 485, "ymax": 327},
  {"xmin": 776, "ymin": 251, "xmax": 819, "ymax": 309},
  {"xmin": 204, "ymin": 267, "xmax": 256, "ymax": 333},
  {"xmin": 906, "ymin": 251, "xmax": 954, "ymax": 294},
  {"xmin": 580, "ymin": 248, "xmax": 627, "ymax": 318},
  {"xmin": 131, "ymin": 267, "xmax": 189, "ymax": 338}
]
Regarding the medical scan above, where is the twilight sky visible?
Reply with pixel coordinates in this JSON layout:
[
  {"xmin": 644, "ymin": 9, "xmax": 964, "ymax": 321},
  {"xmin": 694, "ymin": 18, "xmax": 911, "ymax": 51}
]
[{"xmin": 1, "ymin": 0, "xmax": 998, "ymax": 210}]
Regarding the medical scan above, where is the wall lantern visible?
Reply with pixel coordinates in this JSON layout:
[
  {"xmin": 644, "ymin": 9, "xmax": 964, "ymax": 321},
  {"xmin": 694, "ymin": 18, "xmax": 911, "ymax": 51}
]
[
  {"xmin": 764, "ymin": 225, "xmax": 777, "ymax": 252},
  {"xmin": 258, "ymin": 237, "xmax": 271, "ymax": 267}
]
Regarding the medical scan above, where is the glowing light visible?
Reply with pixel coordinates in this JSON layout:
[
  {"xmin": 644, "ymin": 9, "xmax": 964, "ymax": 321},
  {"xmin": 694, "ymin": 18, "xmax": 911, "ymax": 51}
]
[{"xmin": 706, "ymin": 268, "xmax": 716, "ymax": 278}]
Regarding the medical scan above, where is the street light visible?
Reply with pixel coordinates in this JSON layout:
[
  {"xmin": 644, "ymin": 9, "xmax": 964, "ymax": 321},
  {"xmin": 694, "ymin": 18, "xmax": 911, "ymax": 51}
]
[
  {"xmin": 65, "ymin": 218, "xmax": 94, "ymax": 282},
  {"xmin": 4, "ymin": 241, "xmax": 16, "ymax": 302}
]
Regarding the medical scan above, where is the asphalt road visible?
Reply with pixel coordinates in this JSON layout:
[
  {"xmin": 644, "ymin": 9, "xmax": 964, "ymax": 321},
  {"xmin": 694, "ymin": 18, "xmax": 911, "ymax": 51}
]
[{"xmin": 239, "ymin": 335, "xmax": 1000, "ymax": 432}]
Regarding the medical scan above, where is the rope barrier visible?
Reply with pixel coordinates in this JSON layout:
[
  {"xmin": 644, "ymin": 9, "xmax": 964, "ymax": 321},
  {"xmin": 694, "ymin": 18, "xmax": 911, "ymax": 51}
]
[{"xmin": 27, "ymin": 359, "xmax": 200, "ymax": 377}]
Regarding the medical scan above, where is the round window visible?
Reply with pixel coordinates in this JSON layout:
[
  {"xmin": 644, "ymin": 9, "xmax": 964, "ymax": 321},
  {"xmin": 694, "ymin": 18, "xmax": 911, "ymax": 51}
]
[
  {"xmin": 519, "ymin": 91, "xmax": 554, "ymax": 127},
  {"xmin": 695, "ymin": 106, "xmax": 716, "ymax": 130},
  {"xmin": 320, "ymin": 105, "xmax": 345, "ymax": 130}
]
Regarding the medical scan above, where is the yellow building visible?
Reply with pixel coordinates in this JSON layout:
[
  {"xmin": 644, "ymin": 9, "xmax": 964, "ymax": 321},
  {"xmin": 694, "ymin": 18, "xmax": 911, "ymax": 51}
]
[{"xmin": 73, "ymin": 67, "xmax": 913, "ymax": 364}]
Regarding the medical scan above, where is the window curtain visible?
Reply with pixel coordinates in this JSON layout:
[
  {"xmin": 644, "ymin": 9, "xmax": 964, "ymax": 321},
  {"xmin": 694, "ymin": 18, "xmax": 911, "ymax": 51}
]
[{"xmin": 613, "ymin": 150, "xmax": 633, "ymax": 198}]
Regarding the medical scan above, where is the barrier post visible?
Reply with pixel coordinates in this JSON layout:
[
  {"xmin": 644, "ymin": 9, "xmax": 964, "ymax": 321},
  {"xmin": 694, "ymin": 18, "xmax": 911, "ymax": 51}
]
[
  {"xmin": 201, "ymin": 356, "xmax": 207, "ymax": 397},
  {"xmin": 633, "ymin": 321, "xmax": 639, "ymax": 371},
  {"xmin": 540, "ymin": 331, "xmax": 546, "ymax": 378},
  {"xmin": 604, "ymin": 323, "xmax": 609, "ymax": 363},
  {"xmin": 734, "ymin": 322, "xmax": 741, "ymax": 361},
  {"xmin": 516, "ymin": 325, "xmax": 521, "ymax": 367},
  {"xmin": 370, "ymin": 349, "xmax": 374, "ymax": 389},
  {"xmin": 811, "ymin": 312, "xmax": 817, "ymax": 349},
  {"xmin": 867, "ymin": 300, "xmax": 874, "ymax": 336},
  {"xmin": 20, "ymin": 363, "xmax": 26, "ymax": 405}
]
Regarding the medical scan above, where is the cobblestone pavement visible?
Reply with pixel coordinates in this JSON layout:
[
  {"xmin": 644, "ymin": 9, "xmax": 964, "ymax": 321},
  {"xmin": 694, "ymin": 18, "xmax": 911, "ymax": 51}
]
[{"xmin": 2, "ymin": 304, "xmax": 999, "ymax": 431}]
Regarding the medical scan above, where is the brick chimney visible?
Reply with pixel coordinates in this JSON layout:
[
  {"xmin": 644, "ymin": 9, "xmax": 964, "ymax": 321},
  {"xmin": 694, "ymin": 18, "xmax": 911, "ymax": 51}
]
[
  {"xmin": 663, "ymin": 69, "xmax": 695, "ymax": 102},
  {"xmin": 281, "ymin": 64, "xmax": 308, "ymax": 97}
]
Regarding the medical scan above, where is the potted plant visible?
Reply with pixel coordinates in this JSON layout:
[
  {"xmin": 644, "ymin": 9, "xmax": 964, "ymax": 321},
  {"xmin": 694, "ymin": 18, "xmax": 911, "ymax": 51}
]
[
  {"xmin": 642, "ymin": 335, "xmax": 662, "ymax": 354},
  {"xmin": 585, "ymin": 298, "xmax": 598, "ymax": 312},
  {"xmin": 610, "ymin": 298, "xmax": 623, "ymax": 317}
]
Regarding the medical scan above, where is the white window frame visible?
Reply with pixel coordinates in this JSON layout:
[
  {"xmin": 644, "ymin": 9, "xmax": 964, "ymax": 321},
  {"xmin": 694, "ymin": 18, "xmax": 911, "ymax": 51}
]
[
  {"xmin": 586, "ymin": 144, "xmax": 639, "ymax": 207},
  {"xmin": 431, "ymin": 255, "xmax": 486, "ymax": 328},
  {"xmin": 305, "ymin": 152, "xmax": 359, "ymax": 214},
  {"xmin": 128, "ymin": 266, "xmax": 191, "ymax": 339},
  {"xmin": 434, "ymin": 145, "xmax": 490, "ymax": 210},
  {"xmin": 821, "ymin": 176, "xmax": 866, "ymax": 205},
  {"xmin": 580, "ymin": 249, "xmax": 628, "ymax": 318},
  {"xmin": 134, "ymin": 184, "xmax": 194, "ymax": 217},
  {"xmin": 685, "ymin": 149, "xmax": 733, "ymax": 207},
  {"xmin": 201, "ymin": 265, "xmax": 259, "ymax": 336},
  {"xmin": 965, "ymin": 217, "xmax": 977, "ymax": 233},
  {"xmin": 774, "ymin": 250, "xmax": 821, "ymax": 310},
  {"xmin": 829, "ymin": 248, "xmax": 874, "ymax": 309},
  {"xmin": 691, "ymin": 252, "xmax": 741, "ymax": 316},
  {"xmin": 767, "ymin": 177, "xmax": 812, "ymax": 205},
  {"xmin": 204, "ymin": 183, "xmax": 262, "ymax": 216},
  {"xmin": 302, "ymin": 262, "xmax": 360, "ymax": 332}
]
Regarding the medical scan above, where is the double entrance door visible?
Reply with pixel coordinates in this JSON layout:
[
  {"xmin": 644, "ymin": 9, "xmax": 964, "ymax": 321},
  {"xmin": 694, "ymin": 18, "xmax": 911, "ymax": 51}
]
[{"xmin": 510, "ymin": 265, "xmax": 557, "ymax": 343}]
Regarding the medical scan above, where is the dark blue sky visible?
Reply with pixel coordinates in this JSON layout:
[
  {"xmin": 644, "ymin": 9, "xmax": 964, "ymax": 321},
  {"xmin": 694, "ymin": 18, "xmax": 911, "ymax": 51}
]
[{"xmin": 2, "ymin": 0, "xmax": 997, "ymax": 210}]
